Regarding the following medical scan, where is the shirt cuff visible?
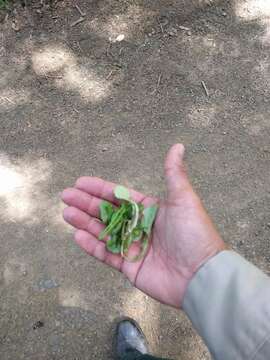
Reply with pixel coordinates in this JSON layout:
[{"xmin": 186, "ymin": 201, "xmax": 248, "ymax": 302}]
[{"xmin": 182, "ymin": 250, "xmax": 270, "ymax": 360}]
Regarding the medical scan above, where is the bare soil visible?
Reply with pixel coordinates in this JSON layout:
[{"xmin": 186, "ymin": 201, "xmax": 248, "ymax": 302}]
[{"xmin": 0, "ymin": 0, "xmax": 269, "ymax": 359}]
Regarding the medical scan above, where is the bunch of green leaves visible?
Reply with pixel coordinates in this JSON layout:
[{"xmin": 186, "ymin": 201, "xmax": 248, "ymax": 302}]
[
  {"xmin": 0, "ymin": 0, "xmax": 8, "ymax": 9},
  {"xmin": 99, "ymin": 185, "xmax": 158, "ymax": 262}
]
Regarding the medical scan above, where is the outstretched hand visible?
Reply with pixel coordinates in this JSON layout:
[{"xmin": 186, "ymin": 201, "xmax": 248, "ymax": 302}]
[{"xmin": 62, "ymin": 144, "xmax": 225, "ymax": 308}]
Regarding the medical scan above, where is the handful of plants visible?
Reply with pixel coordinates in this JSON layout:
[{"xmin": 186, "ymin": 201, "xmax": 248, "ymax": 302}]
[{"xmin": 99, "ymin": 185, "xmax": 158, "ymax": 262}]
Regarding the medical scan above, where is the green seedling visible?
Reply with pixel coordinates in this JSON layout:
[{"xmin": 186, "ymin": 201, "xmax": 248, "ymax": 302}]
[
  {"xmin": 100, "ymin": 201, "xmax": 114, "ymax": 225},
  {"xmin": 99, "ymin": 185, "xmax": 158, "ymax": 262},
  {"xmin": 142, "ymin": 206, "xmax": 158, "ymax": 235},
  {"xmin": 114, "ymin": 185, "xmax": 130, "ymax": 201}
]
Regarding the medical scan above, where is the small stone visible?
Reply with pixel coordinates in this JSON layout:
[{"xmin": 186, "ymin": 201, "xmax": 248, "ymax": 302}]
[
  {"xmin": 222, "ymin": 11, "xmax": 227, "ymax": 17},
  {"xmin": 187, "ymin": 31, "xmax": 192, "ymax": 36},
  {"xmin": 33, "ymin": 320, "xmax": 44, "ymax": 330},
  {"xmin": 22, "ymin": 270, "xmax": 27, "ymax": 276},
  {"xmin": 168, "ymin": 28, "xmax": 177, "ymax": 36},
  {"xmin": 38, "ymin": 279, "xmax": 59, "ymax": 291},
  {"xmin": 11, "ymin": 21, "xmax": 20, "ymax": 32},
  {"xmin": 115, "ymin": 34, "xmax": 125, "ymax": 42},
  {"xmin": 178, "ymin": 25, "xmax": 190, "ymax": 31},
  {"xmin": 101, "ymin": 147, "xmax": 108, "ymax": 152},
  {"xmin": 267, "ymin": 223, "xmax": 270, "ymax": 228}
]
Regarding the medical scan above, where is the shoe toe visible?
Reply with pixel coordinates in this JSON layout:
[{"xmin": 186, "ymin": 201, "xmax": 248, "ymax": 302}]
[{"xmin": 115, "ymin": 319, "xmax": 148, "ymax": 356}]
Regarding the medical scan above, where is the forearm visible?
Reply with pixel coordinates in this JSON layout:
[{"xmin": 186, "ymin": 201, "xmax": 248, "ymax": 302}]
[{"xmin": 183, "ymin": 251, "xmax": 270, "ymax": 360}]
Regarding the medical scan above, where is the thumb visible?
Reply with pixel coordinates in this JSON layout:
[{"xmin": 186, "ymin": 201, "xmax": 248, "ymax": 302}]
[{"xmin": 164, "ymin": 144, "xmax": 191, "ymax": 199}]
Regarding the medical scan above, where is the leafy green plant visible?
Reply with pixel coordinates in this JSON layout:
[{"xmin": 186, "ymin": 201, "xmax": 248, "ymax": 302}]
[
  {"xmin": 99, "ymin": 185, "xmax": 158, "ymax": 262},
  {"xmin": 0, "ymin": 0, "xmax": 8, "ymax": 9}
]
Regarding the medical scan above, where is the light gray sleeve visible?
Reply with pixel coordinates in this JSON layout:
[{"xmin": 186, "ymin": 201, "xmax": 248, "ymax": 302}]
[{"xmin": 182, "ymin": 250, "xmax": 270, "ymax": 360}]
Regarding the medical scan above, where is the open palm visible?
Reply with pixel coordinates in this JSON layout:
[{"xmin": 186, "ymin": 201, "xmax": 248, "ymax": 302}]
[{"xmin": 62, "ymin": 144, "xmax": 225, "ymax": 308}]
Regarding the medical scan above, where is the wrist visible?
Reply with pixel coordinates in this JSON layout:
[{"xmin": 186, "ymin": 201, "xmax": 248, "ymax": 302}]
[
  {"xmin": 179, "ymin": 240, "xmax": 227, "ymax": 307},
  {"xmin": 193, "ymin": 242, "xmax": 227, "ymax": 276}
]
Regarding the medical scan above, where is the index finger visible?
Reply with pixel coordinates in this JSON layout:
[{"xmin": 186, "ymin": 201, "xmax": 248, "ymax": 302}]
[{"xmin": 74, "ymin": 177, "xmax": 147, "ymax": 204}]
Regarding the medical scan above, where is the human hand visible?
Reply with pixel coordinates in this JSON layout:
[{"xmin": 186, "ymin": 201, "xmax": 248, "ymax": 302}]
[{"xmin": 62, "ymin": 144, "xmax": 226, "ymax": 308}]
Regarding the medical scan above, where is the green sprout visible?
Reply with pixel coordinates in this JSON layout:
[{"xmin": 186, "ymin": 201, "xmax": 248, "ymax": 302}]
[{"xmin": 99, "ymin": 185, "xmax": 158, "ymax": 262}]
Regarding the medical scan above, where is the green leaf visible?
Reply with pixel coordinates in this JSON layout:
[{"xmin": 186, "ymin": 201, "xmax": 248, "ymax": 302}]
[
  {"xmin": 111, "ymin": 220, "xmax": 123, "ymax": 235},
  {"xmin": 99, "ymin": 204, "xmax": 127, "ymax": 240},
  {"xmin": 106, "ymin": 234, "xmax": 121, "ymax": 254},
  {"xmin": 142, "ymin": 205, "xmax": 158, "ymax": 235},
  {"xmin": 138, "ymin": 203, "xmax": 144, "ymax": 214},
  {"xmin": 127, "ymin": 201, "xmax": 139, "ymax": 232},
  {"xmin": 125, "ymin": 202, "xmax": 133, "ymax": 218},
  {"xmin": 114, "ymin": 185, "xmax": 130, "ymax": 201},
  {"xmin": 0, "ymin": 0, "xmax": 8, "ymax": 9},
  {"xmin": 99, "ymin": 191, "xmax": 156, "ymax": 262},
  {"xmin": 100, "ymin": 201, "xmax": 114, "ymax": 225},
  {"xmin": 131, "ymin": 227, "xmax": 143, "ymax": 242}
]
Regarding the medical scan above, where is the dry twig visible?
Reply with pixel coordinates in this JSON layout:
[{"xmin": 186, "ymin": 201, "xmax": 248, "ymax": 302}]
[
  {"xmin": 75, "ymin": 4, "xmax": 86, "ymax": 17},
  {"xmin": 106, "ymin": 42, "xmax": 112, "ymax": 58},
  {"xmin": 151, "ymin": 74, "xmax": 162, "ymax": 95},
  {"xmin": 106, "ymin": 70, "xmax": 114, "ymax": 80},
  {"xmin": 71, "ymin": 17, "xmax": 85, "ymax": 27},
  {"xmin": 201, "ymin": 80, "xmax": 210, "ymax": 97}
]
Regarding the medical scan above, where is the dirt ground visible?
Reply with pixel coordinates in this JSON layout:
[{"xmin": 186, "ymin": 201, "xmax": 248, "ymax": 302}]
[{"xmin": 0, "ymin": 0, "xmax": 269, "ymax": 359}]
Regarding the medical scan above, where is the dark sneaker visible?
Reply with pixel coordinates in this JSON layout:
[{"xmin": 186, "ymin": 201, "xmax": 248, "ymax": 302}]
[{"xmin": 113, "ymin": 317, "xmax": 149, "ymax": 359}]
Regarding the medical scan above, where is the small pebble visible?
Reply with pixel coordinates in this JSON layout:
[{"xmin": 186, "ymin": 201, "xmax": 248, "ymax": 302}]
[
  {"xmin": 168, "ymin": 28, "xmax": 177, "ymax": 36},
  {"xmin": 33, "ymin": 320, "xmax": 44, "ymax": 330},
  {"xmin": 115, "ymin": 34, "xmax": 125, "ymax": 42},
  {"xmin": 38, "ymin": 279, "xmax": 59, "ymax": 291},
  {"xmin": 178, "ymin": 25, "xmax": 190, "ymax": 31},
  {"xmin": 11, "ymin": 21, "xmax": 20, "ymax": 32}
]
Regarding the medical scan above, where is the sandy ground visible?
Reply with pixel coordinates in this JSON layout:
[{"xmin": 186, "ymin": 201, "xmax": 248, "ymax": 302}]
[{"xmin": 0, "ymin": 0, "xmax": 269, "ymax": 359}]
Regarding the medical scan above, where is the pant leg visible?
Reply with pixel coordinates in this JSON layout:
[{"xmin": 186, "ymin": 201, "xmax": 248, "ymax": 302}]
[{"xmin": 120, "ymin": 349, "xmax": 170, "ymax": 360}]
